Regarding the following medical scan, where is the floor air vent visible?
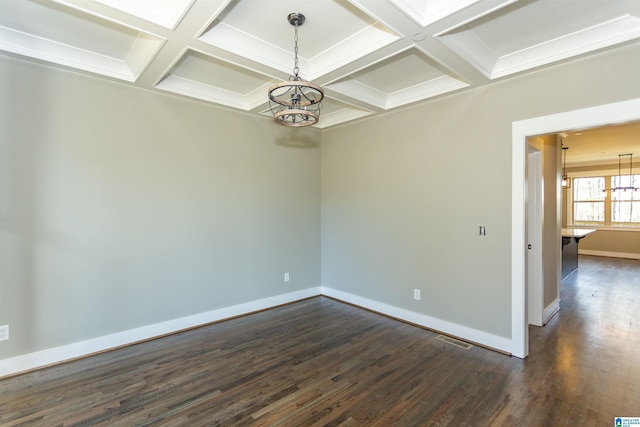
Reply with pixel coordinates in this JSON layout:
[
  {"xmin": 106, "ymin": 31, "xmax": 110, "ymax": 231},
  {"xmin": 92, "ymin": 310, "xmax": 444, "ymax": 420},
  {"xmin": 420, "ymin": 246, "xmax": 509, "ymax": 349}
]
[{"xmin": 436, "ymin": 335, "xmax": 473, "ymax": 350}]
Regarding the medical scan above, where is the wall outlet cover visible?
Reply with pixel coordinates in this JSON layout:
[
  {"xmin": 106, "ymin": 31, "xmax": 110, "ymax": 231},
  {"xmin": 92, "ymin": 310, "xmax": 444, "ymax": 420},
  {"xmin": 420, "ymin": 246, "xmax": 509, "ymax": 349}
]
[{"xmin": 0, "ymin": 325, "xmax": 9, "ymax": 341}]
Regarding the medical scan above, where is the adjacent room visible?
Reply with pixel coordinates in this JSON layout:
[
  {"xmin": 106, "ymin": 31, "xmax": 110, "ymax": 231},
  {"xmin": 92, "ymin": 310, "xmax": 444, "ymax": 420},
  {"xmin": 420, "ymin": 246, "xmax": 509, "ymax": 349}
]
[{"xmin": 1, "ymin": 0, "xmax": 639, "ymax": 424}]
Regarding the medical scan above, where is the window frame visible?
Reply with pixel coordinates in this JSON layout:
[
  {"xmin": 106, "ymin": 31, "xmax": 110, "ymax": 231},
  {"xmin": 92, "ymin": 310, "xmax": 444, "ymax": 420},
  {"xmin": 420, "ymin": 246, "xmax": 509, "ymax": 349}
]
[
  {"xmin": 611, "ymin": 173, "xmax": 640, "ymax": 225},
  {"xmin": 572, "ymin": 176, "xmax": 606, "ymax": 225},
  {"xmin": 567, "ymin": 169, "xmax": 640, "ymax": 230}
]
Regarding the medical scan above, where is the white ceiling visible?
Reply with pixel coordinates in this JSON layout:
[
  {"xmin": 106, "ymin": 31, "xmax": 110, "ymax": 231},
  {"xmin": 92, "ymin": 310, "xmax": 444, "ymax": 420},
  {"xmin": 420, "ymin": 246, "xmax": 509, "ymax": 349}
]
[
  {"xmin": 558, "ymin": 121, "xmax": 640, "ymax": 168},
  {"xmin": 1, "ymin": 0, "xmax": 640, "ymax": 129}
]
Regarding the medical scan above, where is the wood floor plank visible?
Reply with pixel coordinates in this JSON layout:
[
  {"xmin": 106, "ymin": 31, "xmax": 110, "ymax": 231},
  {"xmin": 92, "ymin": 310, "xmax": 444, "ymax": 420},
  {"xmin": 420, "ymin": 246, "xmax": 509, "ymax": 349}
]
[{"xmin": 1, "ymin": 255, "xmax": 639, "ymax": 425}]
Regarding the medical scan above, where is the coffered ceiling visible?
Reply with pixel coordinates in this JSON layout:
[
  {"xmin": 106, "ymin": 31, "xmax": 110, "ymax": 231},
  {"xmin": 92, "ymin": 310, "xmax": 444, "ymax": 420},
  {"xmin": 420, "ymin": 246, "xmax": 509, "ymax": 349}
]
[{"xmin": 1, "ymin": 0, "xmax": 640, "ymax": 128}]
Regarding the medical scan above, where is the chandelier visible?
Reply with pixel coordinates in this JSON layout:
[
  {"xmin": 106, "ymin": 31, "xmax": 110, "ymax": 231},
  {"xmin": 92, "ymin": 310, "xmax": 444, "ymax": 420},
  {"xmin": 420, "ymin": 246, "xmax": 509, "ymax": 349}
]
[
  {"xmin": 268, "ymin": 13, "xmax": 324, "ymax": 127},
  {"xmin": 604, "ymin": 153, "xmax": 639, "ymax": 192}
]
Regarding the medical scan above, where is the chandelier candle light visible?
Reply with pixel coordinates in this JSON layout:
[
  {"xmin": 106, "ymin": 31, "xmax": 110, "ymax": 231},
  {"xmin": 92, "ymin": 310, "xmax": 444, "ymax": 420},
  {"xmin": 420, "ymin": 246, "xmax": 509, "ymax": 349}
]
[{"xmin": 268, "ymin": 13, "xmax": 324, "ymax": 127}]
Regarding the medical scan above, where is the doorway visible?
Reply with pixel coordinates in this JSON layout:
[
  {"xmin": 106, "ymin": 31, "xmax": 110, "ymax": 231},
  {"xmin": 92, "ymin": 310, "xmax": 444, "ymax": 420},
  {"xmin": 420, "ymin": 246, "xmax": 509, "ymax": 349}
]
[{"xmin": 510, "ymin": 98, "xmax": 640, "ymax": 359}]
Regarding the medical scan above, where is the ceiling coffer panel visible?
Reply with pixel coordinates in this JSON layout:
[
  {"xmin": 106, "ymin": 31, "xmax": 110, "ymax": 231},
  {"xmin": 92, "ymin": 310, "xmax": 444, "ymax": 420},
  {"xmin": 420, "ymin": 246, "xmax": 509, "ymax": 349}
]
[
  {"xmin": 436, "ymin": 0, "xmax": 640, "ymax": 79},
  {"xmin": 198, "ymin": 0, "xmax": 400, "ymax": 81},
  {"xmin": 389, "ymin": 0, "xmax": 483, "ymax": 27},
  {"xmin": 156, "ymin": 50, "xmax": 275, "ymax": 111},
  {"xmin": 0, "ymin": 0, "xmax": 164, "ymax": 82},
  {"xmin": 327, "ymin": 47, "xmax": 469, "ymax": 110},
  {"xmin": 91, "ymin": 0, "xmax": 195, "ymax": 29}
]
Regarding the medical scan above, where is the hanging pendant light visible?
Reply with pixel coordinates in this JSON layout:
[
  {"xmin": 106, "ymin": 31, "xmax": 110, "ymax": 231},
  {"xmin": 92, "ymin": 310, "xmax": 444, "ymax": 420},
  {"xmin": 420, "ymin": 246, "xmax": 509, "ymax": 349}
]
[
  {"xmin": 561, "ymin": 145, "xmax": 571, "ymax": 189},
  {"xmin": 268, "ymin": 13, "xmax": 324, "ymax": 127},
  {"xmin": 603, "ymin": 153, "xmax": 639, "ymax": 192}
]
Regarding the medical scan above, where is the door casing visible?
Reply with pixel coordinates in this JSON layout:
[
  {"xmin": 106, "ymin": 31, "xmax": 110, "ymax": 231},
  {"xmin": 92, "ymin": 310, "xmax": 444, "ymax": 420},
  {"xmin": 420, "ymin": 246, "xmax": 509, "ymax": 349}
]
[{"xmin": 511, "ymin": 98, "xmax": 640, "ymax": 358}]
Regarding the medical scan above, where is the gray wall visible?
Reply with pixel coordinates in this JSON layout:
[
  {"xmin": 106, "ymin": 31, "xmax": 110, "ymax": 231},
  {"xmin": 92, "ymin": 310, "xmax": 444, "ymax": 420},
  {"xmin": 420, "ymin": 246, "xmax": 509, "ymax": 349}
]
[
  {"xmin": 321, "ymin": 42, "xmax": 640, "ymax": 340},
  {"xmin": 0, "ymin": 56, "xmax": 321, "ymax": 359},
  {"xmin": 1, "ymin": 40, "xmax": 639, "ymax": 363}
]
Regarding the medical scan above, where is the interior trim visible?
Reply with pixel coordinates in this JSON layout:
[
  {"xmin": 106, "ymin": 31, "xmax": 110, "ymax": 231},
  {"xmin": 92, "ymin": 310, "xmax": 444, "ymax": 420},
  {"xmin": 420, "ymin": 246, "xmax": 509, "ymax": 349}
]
[
  {"xmin": 512, "ymin": 97, "xmax": 640, "ymax": 359},
  {"xmin": 321, "ymin": 287, "xmax": 512, "ymax": 355},
  {"xmin": 0, "ymin": 287, "xmax": 321, "ymax": 379}
]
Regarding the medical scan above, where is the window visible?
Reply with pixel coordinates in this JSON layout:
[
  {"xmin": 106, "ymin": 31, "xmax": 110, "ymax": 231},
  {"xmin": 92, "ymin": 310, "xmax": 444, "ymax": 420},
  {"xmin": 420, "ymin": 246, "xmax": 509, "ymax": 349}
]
[
  {"xmin": 572, "ymin": 174, "xmax": 640, "ymax": 227},
  {"xmin": 612, "ymin": 174, "xmax": 640, "ymax": 224},
  {"xmin": 573, "ymin": 177, "xmax": 605, "ymax": 224}
]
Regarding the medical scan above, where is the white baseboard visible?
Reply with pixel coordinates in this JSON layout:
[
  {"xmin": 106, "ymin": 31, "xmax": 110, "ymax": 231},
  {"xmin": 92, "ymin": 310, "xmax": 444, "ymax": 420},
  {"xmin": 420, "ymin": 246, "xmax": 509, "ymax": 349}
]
[
  {"xmin": 543, "ymin": 298, "xmax": 560, "ymax": 325},
  {"xmin": 0, "ymin": 287, "xmax": 321, "ymax": 378},
  {"xmin": 321, "ymin": 287, "xmax": 512, "ymax": 355},
  {"xmin": 579, "ymin": 249, "xmax": 640, "ymax": 260},
  {"xmin": 1, "ymin": 286, "xmax": 519, "ymax": 377}
]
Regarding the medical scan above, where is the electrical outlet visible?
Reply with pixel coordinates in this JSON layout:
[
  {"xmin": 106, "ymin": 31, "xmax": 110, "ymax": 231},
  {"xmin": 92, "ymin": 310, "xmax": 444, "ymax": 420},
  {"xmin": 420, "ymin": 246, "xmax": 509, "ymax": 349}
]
[
  {"xmin": 0, "ymin": 325, "xmax": 8, "ymax": 342},
  {"xmin": 284, "ymin": 272, "xmax": 290, "ymax": 283},
  {"xmin": 413, "ymin": 289, "xmax": 421, "ymax": 300}
]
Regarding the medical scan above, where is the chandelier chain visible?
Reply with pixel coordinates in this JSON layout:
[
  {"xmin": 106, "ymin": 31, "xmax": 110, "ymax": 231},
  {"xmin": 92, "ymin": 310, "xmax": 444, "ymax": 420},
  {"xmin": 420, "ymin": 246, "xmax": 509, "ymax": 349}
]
[{"xmin": 293, "ymin": 25, "xmax": 299, "ymax": 79}]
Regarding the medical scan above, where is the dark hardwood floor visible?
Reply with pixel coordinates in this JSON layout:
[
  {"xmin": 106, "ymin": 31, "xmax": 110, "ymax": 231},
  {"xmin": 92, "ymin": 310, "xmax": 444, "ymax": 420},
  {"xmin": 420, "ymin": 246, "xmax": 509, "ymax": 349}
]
[{"xmin": 1, "ymin": 255, "xmax": 639, "ymax": 426}]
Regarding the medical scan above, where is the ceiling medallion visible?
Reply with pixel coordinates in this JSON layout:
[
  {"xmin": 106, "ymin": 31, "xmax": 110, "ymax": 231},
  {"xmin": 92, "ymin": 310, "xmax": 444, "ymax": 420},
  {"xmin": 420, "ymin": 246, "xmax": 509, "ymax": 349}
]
[{"xmin": 268, "ymin": 13, "xmax": 324, "ymax": 127}]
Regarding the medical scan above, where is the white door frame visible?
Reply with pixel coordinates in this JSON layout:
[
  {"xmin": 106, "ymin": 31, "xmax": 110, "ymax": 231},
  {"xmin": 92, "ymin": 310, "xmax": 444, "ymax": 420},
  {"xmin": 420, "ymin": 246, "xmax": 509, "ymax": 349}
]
[
  {"xmin": 526, "ymin": 146, "xmax": 543, "ymax": 327},
  {"xmin": 511, "ymin": 98, "xmax": 640, "ymax": 359}
]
